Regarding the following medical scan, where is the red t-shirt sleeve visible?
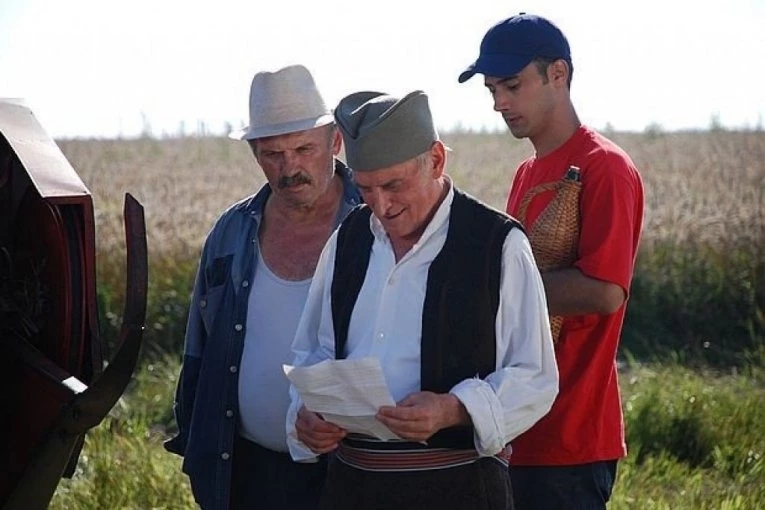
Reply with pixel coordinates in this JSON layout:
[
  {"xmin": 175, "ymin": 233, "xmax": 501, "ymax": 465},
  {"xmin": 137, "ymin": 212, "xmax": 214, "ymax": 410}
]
[{"xmin": 574, "ymin": 153, "xmax": 642, "ymax": 294}]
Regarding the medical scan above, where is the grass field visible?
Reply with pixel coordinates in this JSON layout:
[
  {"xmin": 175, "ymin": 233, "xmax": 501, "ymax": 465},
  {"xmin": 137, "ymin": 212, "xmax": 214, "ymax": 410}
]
[
  {"xmin": 50, "ymin": 355, "xmax": 765, "ymax": 510},
  {"xmin": 47, "ymin": 128, "xmax": 764, "ymax": 508}
]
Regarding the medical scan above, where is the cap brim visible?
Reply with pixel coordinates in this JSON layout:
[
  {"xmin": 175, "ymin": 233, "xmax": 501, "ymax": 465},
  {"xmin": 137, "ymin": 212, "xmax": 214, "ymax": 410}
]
[
  {"xmin": 458, "ymin": 67, "xmax": 477, "ymax": 84},
  {"xmin": 228, "ymin": 114, "xmax": 335, "ymax": 141},
  {"xmin": 458, "ymin": 54, "xmax": 534, "ymax": 83}
]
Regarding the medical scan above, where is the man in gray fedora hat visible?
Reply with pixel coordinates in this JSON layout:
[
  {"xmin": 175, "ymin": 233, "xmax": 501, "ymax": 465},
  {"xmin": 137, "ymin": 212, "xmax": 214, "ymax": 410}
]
[
  {"xmin": 285, "ymin": 90, "xmax": 558, "ymax": 509},
  {"xmin": 165, "ymin": 64, "xmax": 361, "ymax": 510}
]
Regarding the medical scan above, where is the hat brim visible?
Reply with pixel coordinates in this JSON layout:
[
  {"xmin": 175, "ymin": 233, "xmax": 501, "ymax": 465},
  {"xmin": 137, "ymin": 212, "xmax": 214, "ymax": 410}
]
[
  {"xmin": 229, "ymin": 114, "xmax": 335, "ymax": 141},
  {"xmin": 458, "ymin": 54, "xmax": 535, "ymax": 83}
]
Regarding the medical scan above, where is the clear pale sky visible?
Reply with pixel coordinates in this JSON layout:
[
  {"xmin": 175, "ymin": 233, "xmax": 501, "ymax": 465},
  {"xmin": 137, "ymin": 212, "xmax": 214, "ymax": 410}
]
[{"xmin": 2, "ymin": 0, "xmax": 764, "ymax": 139}]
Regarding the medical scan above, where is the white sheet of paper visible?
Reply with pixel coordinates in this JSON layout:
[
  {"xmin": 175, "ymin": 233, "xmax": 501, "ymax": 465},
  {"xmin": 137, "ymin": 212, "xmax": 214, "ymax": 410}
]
[{"xmin": 283, "ymin": 357, "xmax": 401, "ymax": 441}]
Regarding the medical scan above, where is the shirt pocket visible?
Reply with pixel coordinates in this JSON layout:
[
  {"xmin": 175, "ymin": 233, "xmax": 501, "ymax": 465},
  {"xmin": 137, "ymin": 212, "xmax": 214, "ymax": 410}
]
[
  {"xmin": 205, "ymin": 254, "xmax": 233, "ymax": 288},
  {"xmin": 198, "ymin": 254, "xmax": 233, "ymax": 333}
]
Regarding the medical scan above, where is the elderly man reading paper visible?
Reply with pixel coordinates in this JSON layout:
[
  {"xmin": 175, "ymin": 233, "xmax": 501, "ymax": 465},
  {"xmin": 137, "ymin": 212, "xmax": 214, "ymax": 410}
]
[{"xmin": 285, "ymin": 89, "xmax": 558, "ymax": 510}]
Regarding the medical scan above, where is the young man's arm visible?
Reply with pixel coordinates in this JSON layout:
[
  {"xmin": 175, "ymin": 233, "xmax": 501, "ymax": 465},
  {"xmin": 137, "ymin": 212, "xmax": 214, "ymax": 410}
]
[
  {"xmin": 550, "ymin": 154, "xmax": 643, "ymax": 317},
  {"xmin": 542, "ymin": 268, "xmax": 625, "ymax": 316}
]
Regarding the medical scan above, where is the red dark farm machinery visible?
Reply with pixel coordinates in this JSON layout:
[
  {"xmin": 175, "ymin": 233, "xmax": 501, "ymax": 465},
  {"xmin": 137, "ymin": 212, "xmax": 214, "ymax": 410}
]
[{"xmin": 0, "ymin": 99, "xmax": 148, "ymax": 508}]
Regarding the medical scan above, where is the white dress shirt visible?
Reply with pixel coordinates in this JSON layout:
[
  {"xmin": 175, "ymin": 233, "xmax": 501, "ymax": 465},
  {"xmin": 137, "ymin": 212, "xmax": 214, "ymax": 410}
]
[{"xmin": 287, "ymin": 182, "xmax": 558, "ymax": 462}]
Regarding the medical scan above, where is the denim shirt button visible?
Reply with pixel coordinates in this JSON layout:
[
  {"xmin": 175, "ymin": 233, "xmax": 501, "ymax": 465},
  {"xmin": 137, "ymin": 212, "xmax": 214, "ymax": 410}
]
[
  {"xmin": 225, "ymin": 409, "xmax": 234, "ymax": 418},
  {"xmin": 199, "ymin": 299, "xmax": 207, "ymax": 308},
  {"xmin": 242, "ymin": 280, "xmax": 249, "ymax": 288},
  {"xmin": 234, "ymin": 324, "xmax": 243, "ymax": 332},
  {"xmin": 229, "ymin": 365, "xmax": 238, "ymax": 373},
  {"xmin": 221, "ymin": 452, "xmax": 230, "ymax": 460}
]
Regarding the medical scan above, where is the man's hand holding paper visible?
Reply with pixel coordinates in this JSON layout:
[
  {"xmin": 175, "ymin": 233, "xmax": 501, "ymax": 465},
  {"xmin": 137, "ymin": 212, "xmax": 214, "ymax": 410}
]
[{"xmin": 283, "ymin": 357, "xmax": 402, "ymax": 444}]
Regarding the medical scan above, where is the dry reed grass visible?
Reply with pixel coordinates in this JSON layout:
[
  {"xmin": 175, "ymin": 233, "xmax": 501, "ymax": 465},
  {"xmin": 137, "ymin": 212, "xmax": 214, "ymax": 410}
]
[
  {"xmin": 58, "ymin": 130, "xmax": 765, "ymax": 263},
  {"xmin": 55, "ymin": 130, "xmax": 765, "ymax": 359},
  {"xmin": 60, "ymin": 137, "xmax": 257, "ymax": 262}
]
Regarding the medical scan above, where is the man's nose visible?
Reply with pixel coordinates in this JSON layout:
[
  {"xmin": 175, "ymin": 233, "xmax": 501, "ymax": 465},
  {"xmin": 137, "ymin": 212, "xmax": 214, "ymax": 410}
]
[
  {"xmin": 493, "ymin": 96, "xmax": 504, "ymax": 112},
  {"xmin": 282, "ymin": 151, "xmax": 300, "ymax": 172},
  {"xmin": 493, "ymin": 91, "xmax": 510, "ymax": 113},
  {"xmin": 366, "ymin": 189, "xmax": 390, "ymax": 217}
]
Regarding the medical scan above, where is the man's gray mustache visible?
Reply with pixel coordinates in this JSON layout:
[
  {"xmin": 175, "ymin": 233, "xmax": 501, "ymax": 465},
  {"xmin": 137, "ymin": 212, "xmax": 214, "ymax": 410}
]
[{"xmin": 279, "ymin": 173, "xmax": 312, "ymax": 188}]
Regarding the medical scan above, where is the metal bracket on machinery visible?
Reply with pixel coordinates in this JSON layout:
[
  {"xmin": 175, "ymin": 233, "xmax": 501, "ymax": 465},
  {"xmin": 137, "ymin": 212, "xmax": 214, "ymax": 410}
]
[{"xmin": 0, "ymin": 99, "xmax": 148, "ymax": 509}]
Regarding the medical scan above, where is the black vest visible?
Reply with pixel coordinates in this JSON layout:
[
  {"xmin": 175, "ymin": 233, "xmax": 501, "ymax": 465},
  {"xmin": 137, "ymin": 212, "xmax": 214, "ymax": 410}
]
[{"xmin": 331, "ymin": 188, "xmax": 523, "ymax": 449}]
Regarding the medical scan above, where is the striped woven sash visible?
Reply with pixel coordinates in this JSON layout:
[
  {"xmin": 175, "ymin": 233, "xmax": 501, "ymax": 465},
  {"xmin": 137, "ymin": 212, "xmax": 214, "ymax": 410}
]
[{"xmin": 335, "ymin": 435, "xmax": 509, "ymax": 472}]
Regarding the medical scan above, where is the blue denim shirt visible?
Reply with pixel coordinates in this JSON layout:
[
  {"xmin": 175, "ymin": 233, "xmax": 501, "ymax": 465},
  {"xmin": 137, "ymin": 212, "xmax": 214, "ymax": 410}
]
[{"xmin": 164, "ymin": 161, "xmax": 360, "ymax": 510}]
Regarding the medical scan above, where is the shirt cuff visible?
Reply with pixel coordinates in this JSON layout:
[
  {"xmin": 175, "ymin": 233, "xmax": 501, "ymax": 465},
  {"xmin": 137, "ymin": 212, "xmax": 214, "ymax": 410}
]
[
  {"xmin": 450, "ymin": 377, "xmax": 505, "ymax": 456},
  {"xmin": 286, "ymin": 432, "xmax": 320, "ymax": 462},
  {"xmin": 286, "ymin": 398, "xmax": 320, "ymax": 462}
]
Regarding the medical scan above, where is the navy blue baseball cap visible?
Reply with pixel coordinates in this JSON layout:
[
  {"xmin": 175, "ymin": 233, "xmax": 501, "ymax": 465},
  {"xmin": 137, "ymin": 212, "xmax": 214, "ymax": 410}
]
[{"xmin": 458, "ymin": 13, "xmax": 571, "ymax": 83}]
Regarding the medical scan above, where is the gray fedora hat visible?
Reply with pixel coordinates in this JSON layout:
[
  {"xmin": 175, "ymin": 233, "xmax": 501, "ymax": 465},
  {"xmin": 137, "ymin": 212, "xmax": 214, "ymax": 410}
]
[
  {"xmin": 334, "ymin": 90, "xmax": 438, "ymax": 171},
  {"xmin": 229, "ymin": 64, "xmax": 335, "ymax": 140}
]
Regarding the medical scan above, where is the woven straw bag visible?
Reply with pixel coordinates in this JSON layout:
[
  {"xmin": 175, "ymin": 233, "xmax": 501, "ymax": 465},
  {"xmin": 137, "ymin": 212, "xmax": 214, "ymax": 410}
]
[{"xmin": 516, "ymin": 166, "xmax": 582, "ymax": 343}]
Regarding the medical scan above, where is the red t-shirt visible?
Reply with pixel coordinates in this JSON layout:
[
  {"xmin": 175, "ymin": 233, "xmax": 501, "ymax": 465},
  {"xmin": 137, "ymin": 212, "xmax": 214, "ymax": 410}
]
[{"xmin": 506, "ymin": 126, "xmax": 644, "ymax": 465}]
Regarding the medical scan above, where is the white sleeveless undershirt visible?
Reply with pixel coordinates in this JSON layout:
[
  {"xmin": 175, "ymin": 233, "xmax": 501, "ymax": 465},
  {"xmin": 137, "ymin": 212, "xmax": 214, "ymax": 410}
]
[{"xmin": 237, "ymin": 248, "xmax": 311, "ymax": 452}]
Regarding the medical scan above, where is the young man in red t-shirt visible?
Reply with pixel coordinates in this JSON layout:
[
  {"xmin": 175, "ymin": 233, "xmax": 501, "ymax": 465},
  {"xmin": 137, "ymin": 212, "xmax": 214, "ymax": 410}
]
[{"xmin": 459, "ymin": 13, "xmax": 644, "ymax": 509}]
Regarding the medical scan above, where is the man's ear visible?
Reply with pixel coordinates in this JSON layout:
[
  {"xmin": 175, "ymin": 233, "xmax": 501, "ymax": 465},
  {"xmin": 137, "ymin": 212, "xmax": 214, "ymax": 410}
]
[
  {"xmin": 430, "ymin": 141, "xmax": 446, "ymax": 178},
  {"xmin": 550, "ymin": 60, "xmax": 569, "ymax": 87},
  {"xmin": 331, "ymin": 126, "xmax": 343, "ymax": 156}
]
